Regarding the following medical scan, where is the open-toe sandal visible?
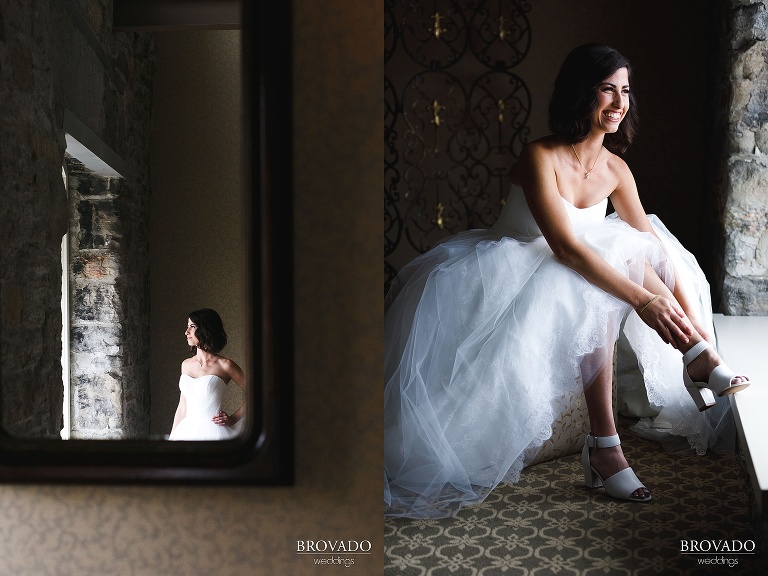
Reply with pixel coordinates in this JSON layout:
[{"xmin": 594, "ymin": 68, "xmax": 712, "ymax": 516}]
[
  {"xmin": 581, "ymin": 433, "xmax": 651, "ymax": 502},
  {"xmin": 682, "ymin": 341, "xmax": 751, "ymax": 412}
]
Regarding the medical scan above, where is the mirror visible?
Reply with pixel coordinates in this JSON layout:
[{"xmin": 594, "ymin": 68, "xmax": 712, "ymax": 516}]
[
  {"xmin": 147, "ymin": 27, "xmax": 246, "ymax": 442},
  {"xmin": 0, "ymin": 1, "xmax": 293, "ymax": 483}
]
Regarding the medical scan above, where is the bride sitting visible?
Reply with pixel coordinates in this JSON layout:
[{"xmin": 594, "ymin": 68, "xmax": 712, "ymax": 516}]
[{"xmin": 384, "ymin": 43, "xmax": 750, "ymax": 518}]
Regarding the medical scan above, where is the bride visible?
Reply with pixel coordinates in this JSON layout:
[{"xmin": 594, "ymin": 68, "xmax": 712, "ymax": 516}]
[
  {"xmin": 169, "ymin": 308, "xmax": 245, "ymax": 441},
  {"xmin": 384, "ymin": 43, "xmax": 750, "ymax": 518}
]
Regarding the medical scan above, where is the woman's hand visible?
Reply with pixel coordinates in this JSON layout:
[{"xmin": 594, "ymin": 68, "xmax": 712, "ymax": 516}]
[
  {"xmin": 212, "ymin": 410, "xmax": 231, "ymax": 427},
  {"xmin": 688, "ymin": 316, "xmax": 716, "ymax": 347},
  {"xmin": 637, "ymin": 295, "xmax": 694, "ymax": 349}
]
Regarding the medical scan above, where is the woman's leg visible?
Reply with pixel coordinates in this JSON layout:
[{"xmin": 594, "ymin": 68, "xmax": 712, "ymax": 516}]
[
  {"xmin": 582, "ymin": 262, "xmax": 704, "ymax": 500},
  {"xmin": 583, "ymin": 356, "xmax": 650, "ymax": 499},
  {"xmin": 641, "ymin": 263, "xmax": 746, "ymax": 385},
  {"xmin": 583, "ymin": 262, "xmax": 745, "ymax": 500}
]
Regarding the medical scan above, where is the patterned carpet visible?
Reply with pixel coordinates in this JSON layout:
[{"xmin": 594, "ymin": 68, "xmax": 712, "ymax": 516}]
[{"xmin": 385, "ymin": 418, "xmax": 768, "ymax": 575}]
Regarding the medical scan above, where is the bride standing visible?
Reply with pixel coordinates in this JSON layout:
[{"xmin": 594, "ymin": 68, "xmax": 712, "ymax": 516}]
[
  {"xmin": 169, "ymin": 308, "xmax": 245, "ymax": 440},
  {"xmin": 384, "ymin": 43, "xmax": 750, "ymax": 518}
]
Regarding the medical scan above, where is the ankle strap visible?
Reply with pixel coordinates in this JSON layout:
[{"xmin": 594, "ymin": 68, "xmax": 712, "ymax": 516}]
[
  {"xmin": 585, "ymin": 433, "xmax": 620, "ymax": 448},
  {"xmin": 682, "ymin": 341, "xmax": 710, "ymax": 365}
]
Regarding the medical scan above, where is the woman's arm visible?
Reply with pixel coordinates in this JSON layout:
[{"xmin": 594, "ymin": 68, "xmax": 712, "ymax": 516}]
[
  {"xmin": 212, "ymin": 358, "xmax": 247, "ymax": 426},
  {"xmin": 610, "ymin": 162, "xmax": 713, "ymax": 344},
  {"xmin": 518, "ymin": 142, "xmax": 693, "ymax": 347}
]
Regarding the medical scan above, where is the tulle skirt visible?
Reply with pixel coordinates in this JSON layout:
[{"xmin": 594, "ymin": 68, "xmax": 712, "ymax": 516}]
[{"xmin": 384, "ymin": 214, "xmax": 733, "ymax": 518}]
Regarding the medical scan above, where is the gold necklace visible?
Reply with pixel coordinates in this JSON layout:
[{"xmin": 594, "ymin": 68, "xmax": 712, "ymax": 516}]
[{"xmin": 571, "ymin": 144, "xmax": 602, "ymax": 179}]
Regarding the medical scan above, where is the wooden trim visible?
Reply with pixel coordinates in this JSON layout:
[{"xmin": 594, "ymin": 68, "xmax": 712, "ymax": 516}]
[
  {"xmin": 113, "ymin": 0, "xmax": 241, "ymax": 31},
  {"xmin": 0, "ymin": 0, "xmax": 293, "ymax": 486}
]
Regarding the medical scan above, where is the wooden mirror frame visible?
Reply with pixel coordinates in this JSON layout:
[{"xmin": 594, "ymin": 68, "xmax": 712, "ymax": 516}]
[{"xmin": 0, "ymin": 1, "xmax": 294, "ymax": 485}]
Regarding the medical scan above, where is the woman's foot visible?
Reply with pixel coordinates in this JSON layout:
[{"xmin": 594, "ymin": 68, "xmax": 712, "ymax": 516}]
[
  {"xmin": 684, "ymin": 343, "xmax": 748, "ymax": 388},
  {"xmin": 588, "ymin": 444, "xmax": 650, "ymax": 501},
  {"xmin": 683, "ymin": 341, "xmax": 750, "ymax": 411}
]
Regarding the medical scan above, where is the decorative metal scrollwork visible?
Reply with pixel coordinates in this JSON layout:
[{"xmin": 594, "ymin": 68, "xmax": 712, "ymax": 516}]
[
  {"xmin": 400, "ymin": 0, "xmax": 468, "ymax": 69},
  {"xmin": 385, "ymin": 0, "xmax": 398, "ymax": 63},
  {"xmin": 385, "ymin": 0, "xmax": 532, "ymax": 295},
  {"xmin": 385, "ymin": 75, "xmax": 402, "ymax": 274},
  {"xmin": 468, "ymin": 0, "xmax": 531, "ymax": 68}
]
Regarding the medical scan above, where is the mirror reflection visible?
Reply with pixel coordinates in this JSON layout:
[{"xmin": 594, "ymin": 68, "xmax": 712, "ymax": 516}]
[
  {"xmin": 146, "ymin": 30, "xmax": 246, "ymax": 441},
  {"xmin": 168, "ymin": 308, "xmax": 246, "ymax": 441},
  {"xmin": 2, "ymin": 24, "xmax": 246, "ymax": 441}
]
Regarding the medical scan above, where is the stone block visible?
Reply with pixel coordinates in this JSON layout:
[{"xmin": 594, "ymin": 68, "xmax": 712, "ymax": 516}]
[
  {"xmin": 72, "ymin": 280, "xmax": 122, "ymax": 323},
  {"xmin": 727, "ymin": 157, "xmax": 768, "ymax": 204},
  {"xmin": 70, "ymin": 324, "xmax": 122, "ymax": 355},
  {"xmin": 75, "ymin": 199, "xmax": 121, "ymax": 250},
  {"xmin": 731, "ymin": 2, "xmax": 768, "ymax": 52},
  {"xmin": 72, "ymin": 252, "xmax": 120, "ymax": 280},
  {"xmin": 70, "ymin": 168, "xmax": 108, "ymax": 197},
  {"xmin": 72, "ymin": 372, "xmax": 123, "ymax": 431},
  {"xmin": 724, "ymin": 159, "xmax": 768, "ymax": 277},
  {"xmin": 722, "ymin": 275, "xmax": 768, "ymax": 315},
  {"xmin": 724, "ymin": 227, "xmax": 766, "ymax": 276},
  {"xmin": 71, "ymin": 352, "xmax": 121, "ymax": 376}
]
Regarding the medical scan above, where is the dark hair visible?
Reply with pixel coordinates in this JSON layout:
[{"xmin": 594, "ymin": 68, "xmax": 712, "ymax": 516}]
[
  {"xmin": 188, "ymin": 308, "xmax": 228, "ymax": 354},
  {"xmin": 548, "ymin": 43, "xmax": 638, "ymax": 154}
]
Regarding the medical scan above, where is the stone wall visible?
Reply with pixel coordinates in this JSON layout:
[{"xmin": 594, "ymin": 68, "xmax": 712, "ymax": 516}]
[
  {"xmin": 0, "ymin": 0, "xmax": 156, "ymax": 438},
  {"xmin": 719, "ymin": 0, "xmax": 768, "ymax": 314},
  {"xmin": 68, "ymin": 159, "xmax": 150, "ymax": 438}
]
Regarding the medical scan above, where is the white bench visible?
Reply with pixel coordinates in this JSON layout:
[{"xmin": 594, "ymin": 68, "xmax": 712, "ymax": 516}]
[{"xmin": 713, "ymin": 313, "xmax": 768, "ymax": 515}]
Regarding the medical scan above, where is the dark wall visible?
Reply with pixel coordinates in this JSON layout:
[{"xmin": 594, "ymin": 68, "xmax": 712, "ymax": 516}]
[
  {"xmin": 387, "ymin": 1, "xmax": 717, "ymax": 291},
  {"xmin": 148, "ymin": 30, "xmax": 245, "ymax": 437},
  {"xmin": 521, "ymin": 0, "xmax": 720, "ymax": 302},
  {"xmin": 0, "ymin": 0, "xmax": 156, "ymax": 437}
]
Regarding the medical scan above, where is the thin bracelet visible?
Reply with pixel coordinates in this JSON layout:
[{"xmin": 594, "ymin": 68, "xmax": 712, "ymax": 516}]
[{"xmin": 638, "ymin": 295, "xmax": 660, "ymax": 315}]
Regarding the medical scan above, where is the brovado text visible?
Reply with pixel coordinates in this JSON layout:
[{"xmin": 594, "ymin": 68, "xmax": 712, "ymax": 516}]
[
  {"xmin": 297, "ymin": 540, "xmax": 372, "ymax": 553},
  {"xmin": 680, "ymin": 540, "xmax": 756, "ymax": 553}
]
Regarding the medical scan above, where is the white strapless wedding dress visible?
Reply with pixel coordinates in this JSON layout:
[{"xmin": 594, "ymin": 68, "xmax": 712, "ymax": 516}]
[
  {"xmin": 169, "ymin": 374, "xmax": 243, "ymax": 441},
  {"xmin": 384, "ymin": 185, "xmax": 733, "ymax": 518}
]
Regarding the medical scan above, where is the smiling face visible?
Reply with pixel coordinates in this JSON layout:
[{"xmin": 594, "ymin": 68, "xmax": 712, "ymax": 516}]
[{"xmin": 592, "ymin": 67, "xmax": 630, "ymax": 134}]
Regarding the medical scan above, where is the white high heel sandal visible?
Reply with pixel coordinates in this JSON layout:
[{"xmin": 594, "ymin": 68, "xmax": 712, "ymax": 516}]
[
  {"xmin": 682, "ymin": 341, "xmax": 751, "ymax": 412},
  {"xmin": 582, "ymin": 433, "xmax": 651, "ymax": 502}
]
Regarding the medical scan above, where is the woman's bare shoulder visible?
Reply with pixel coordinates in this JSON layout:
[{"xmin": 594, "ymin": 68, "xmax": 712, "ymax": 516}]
[
  {"xmin": 511, "ymin": 137, "xmax": 560, "ymax": 183},
  {"xmin": 217, "ymin": 356, "xmax": 241, "ymax": 373},
  {"xmin": 523, "ymin": 135, "xmax": 561, "ymax": 155},
  {"xmin": 605, "ymin": 149, "xmax": 629, "ymax": 171},
  {"xmin": 516, "ymin": 137, "xmax": 558, "ymax": 163},
  {"xmin": 216, "ymin": 357, "xmax": 245, "ymax": 387},
  {"xmin": 605, "ymin": 151, "xmax": 634, "ymax": 186},
  {"xmin": 180, "ymin": 357, "xmax": 195, "ymax": 375}
]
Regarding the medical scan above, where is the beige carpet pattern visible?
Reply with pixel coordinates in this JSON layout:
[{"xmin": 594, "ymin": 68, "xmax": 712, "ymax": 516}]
[{"xmin": 385, "ymin": 419, "xmax": 767, "ymax": 575}]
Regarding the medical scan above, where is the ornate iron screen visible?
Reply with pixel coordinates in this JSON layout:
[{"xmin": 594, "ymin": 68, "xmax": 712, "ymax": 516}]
[{"xmin": 385, "ymin": 0, "xmax": 532, "ymax": 295}]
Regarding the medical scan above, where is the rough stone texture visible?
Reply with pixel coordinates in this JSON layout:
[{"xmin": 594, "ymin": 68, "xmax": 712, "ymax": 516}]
[
  {"xmin": 723, "ymin": 276, "xmax": 768, "ymax": 314},
  {"xmin": 0, "ymin": 0, "xmax": 155, "ymax": 438},
  {"xmin": 717, "ymin": 1, "xmax": 768, "ymax": 315},
  {"xmin": 67, "ymin": 160, "xmax": 151, "ymax": 439}
]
